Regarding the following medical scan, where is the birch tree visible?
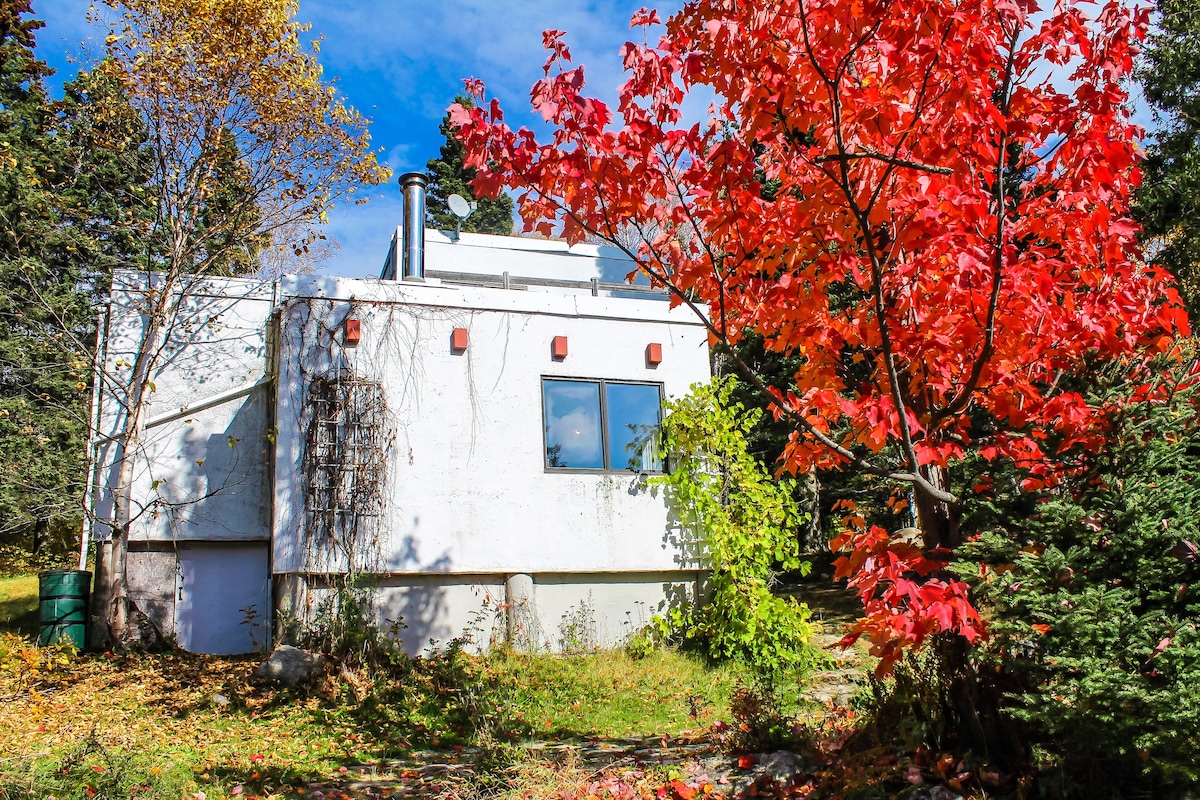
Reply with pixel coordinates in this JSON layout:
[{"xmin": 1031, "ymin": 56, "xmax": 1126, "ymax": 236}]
[{"xmin": 91, "ymin": 0, "xmax": 389, "ymax": 647}]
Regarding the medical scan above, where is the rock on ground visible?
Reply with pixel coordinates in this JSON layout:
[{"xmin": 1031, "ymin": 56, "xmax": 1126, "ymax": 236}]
[
  {"xmin": 252, "ymin": 645, "xmax": 326, "ymax": 688},
  {"xmin": 712, "ymin": 751, "xmax": 807, "ymax": 798},
  {"xmin": 902, "ymin": 786, "xmax": 963, "ymax": 800}
]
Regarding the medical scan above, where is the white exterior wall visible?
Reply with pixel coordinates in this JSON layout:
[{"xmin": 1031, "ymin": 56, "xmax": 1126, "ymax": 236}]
[
  {"xmin": 398, "ymin": 228, "xmax": 638, "ymax": 284},
  {"xmin": 93, "ymin": 273, "xmax": 276, "ymax": 654},
  {"xmin": 282, "ymin": 575, "xmax": 508, "ymax": 656},
  {"xmin": 280, "ymin": 572, "xmax": 701, "ymax": 657},
  {"xmin": 271, "ymin": 274, "xmax": 710, "ymax": 579},
  {"xmin": 94, "ymin": 273, "xmax": 275, "ymax": 543},
  {"xmin": 529, "ymin": 572, "xmax": 700, "ymax": 651},
  {"xmin": 93, "ymin": 231, "xmax": 711, "ymax": 654}
]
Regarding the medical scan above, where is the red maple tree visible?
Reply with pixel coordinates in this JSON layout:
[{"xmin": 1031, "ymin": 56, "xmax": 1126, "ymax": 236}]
[{"xmin": 451, "ymin": 0, "xmax": 1188, "ymax": 671}]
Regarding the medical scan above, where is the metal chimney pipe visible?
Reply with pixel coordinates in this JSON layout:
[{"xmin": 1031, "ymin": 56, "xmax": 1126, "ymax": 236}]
[{"xmin": 400, "ymin": 172, "xmax": 427, "ymax": 282}]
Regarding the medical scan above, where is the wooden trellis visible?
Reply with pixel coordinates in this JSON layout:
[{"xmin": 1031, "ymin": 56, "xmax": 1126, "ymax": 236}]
[{"xmin": 302, "ymin": 369, "xmax": 388, "ymax": 569}]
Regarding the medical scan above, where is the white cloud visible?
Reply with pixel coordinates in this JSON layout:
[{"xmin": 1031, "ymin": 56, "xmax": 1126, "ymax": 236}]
[
  {"xmin": 299, "ymin": 0, "xmax": 652, "ymax": 128},
  {"xmin": 383, "ymin": 142, "xmax": 416, "ymax": 174},
  {"xmin": 546, "ymin": 408, "xmax": 603, "ymax": 465},
  {"xmin": 294, "ymin": 0, "xmax": 661, "ymax": 277},
  {"xmin": 544, "ymin": 382, "xmax": 605, "ymax": 464}
]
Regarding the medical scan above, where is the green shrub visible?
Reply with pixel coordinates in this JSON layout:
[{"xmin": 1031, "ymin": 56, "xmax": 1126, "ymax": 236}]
[
  {"xmin": 280, "ymin": 575, "xmax": 405, "ymax": 671},
  {"xmin": 650, "ymin": 376, "xmax": 820, "ymax": 679},
  {"xmin": 724, "ymin": 681, "xmax": 799, "ymax": 752},
  {"xmin": 0, "ymin": 539, "xmax": 77, "ymax": 577},
  {"xmin": 962, "ymin": 369, "xmax": 1200, "ymax": 796},
  {"xmin": 857, "ymin": 651, "xmax": 941, "ymax": 743}
]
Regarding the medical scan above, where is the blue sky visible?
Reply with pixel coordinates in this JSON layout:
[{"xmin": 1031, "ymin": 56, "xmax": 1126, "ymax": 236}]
[
  {"xmin": 33, "ymin": 2, "xmax": 1158, "ymax": 279},
  {"xmin": 34, "ymin": 0, "xmax": 652, "ymax": 278}
]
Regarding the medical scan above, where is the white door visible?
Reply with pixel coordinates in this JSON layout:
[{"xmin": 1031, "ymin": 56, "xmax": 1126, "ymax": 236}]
[{"xmin": 175, "ymin": 545, "xmax": 270, "ymax": 654}]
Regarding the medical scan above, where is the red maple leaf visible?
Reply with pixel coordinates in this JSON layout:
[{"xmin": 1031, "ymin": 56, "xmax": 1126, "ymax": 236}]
[{"xmin": 455, "ymin": 0, "xmax": 1186, "ymax": 672}]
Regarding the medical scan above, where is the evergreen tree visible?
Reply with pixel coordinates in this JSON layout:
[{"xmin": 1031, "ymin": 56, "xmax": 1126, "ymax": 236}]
[
  {"xmin": 0, "ymin": 1, "xmax": 153, "ymax": 564},
  {"xmin": 1136, "ymin": 0, "xmax": 1200, "ymax": 316},
  {"xmin": 54, "ymin": 62, "xmax": 158, "ymax": 285},
  {"xmin": 425, "ymin": 96, "xmax": 514, "ymax": 235},
  {"xmin": 194, "ymin": 127, "xmax": 268, "ymax": 276},
  {"xmin": 0, "ymin": 0, "xmax": 88, "ymax": 560}
]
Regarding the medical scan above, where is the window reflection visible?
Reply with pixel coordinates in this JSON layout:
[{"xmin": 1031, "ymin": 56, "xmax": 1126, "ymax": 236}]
[
  {"xmin": 542, "ymin": 380, "xmax": 603, "ymax": 469},
  {"xmin": 605, "ymin": 382, "xmax": 663, "ymax": 472},
  {"xmin": 542, "ymin": 378, "xmax": 663, "ymax": 472}
]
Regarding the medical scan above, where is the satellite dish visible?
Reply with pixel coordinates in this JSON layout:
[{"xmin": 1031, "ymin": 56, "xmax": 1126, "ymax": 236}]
[
  {"xmin": 446, "ymin": 193, "xmax": 478, "ymax": 240},
  {"xmin": 447, "ymin": 193, "xmax": 474, "ymax": 219}
]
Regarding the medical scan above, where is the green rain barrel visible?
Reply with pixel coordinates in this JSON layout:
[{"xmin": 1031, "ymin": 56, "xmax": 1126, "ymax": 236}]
[{"xmin": 38, "ymin": 570, "xmax": 91, "ymax": 648}]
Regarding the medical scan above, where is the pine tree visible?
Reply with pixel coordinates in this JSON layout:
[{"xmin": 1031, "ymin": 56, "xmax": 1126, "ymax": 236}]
[
  {"xmin": 1136, "ymin": 0, "xmax": 1200, "ymax": 316},
  {"xmin": 54, "ymin": 62, "xmax": 158, "ymax": 285},
  {"xmin": 0, "ymin": 0, "xmax": 89, "ymax": 560},
  {"xmin": 194, "ymin": 127, "xmax": 268, "ymax": 276},
  {"xmin": 426, "ymin": 96, "xmax": 513, "ymax": 236},
  {"xmin": 0, "ymin": 1, "xmax": 154, "ymax": 564}
]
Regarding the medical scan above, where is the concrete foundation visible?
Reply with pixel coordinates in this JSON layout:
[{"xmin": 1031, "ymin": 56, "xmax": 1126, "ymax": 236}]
[{"xmin": 276, "ymin": 570, "xmax": 701, "ymax": 656}]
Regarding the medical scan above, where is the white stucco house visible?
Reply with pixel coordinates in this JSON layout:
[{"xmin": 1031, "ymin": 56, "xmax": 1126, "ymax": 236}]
[{"xmin": 88, "ymin": 174, "xmax": 711, "ymax": 655}]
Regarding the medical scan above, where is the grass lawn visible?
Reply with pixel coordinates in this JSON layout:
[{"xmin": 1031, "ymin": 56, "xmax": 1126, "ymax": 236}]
[
  {"xmin": 473, "ymin": 648, "xmax": 746, "ymax": 738},
  {"xmin": 0, "ymin": 573, "xmax": 862, "ymax": 799},
  {"xmin": 0, "ymin": 573, "xmax": 38, "ymax": 637},
  {"xmin": 0, "ymin": 640, "xmax": 772, "ymax": 800}
]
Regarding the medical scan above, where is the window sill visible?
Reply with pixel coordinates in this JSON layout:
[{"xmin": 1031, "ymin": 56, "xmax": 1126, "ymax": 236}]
[{"xmin": 544, "ymin": 467, "xmax": 665, "ymax": 476}]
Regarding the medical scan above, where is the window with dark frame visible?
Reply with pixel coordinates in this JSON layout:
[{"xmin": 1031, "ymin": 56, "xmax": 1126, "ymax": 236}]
[{"xmin": 541, "ymin": 378, "xmax": 664, "ymax": 472}]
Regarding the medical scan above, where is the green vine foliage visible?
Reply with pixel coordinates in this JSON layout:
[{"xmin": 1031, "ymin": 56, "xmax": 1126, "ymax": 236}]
[{"xmin": 650, "ymin": 376, "xmax": 818, "ymax": 678}]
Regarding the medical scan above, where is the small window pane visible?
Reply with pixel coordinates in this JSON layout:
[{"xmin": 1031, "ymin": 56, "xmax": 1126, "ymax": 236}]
[
  {"xmin": 543, "ymin": 380, "xmax": 603, "ymax": 469},
  {"xmin": 605, "ymin": 383, "xmax": 663, "ymax": 472}
]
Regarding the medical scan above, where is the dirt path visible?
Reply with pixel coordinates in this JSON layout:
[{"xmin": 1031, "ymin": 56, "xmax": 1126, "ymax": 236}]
[
  {"xmin": 316, "ymin": 735, "xmax": 721, "ymax": 798},
  {"xmin": 791, "ymin": 583, "xmax": 874, "ymax": 710}
]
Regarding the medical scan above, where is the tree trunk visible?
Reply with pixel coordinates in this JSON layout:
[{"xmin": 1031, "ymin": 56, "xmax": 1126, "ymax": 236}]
[
  {"xmin": 92, "ymin": 448, "xmax": 139, "ymax": 649},
  {"xmin": 801, "ymin": 467, "xmax": 822, "ymax": 552},
  {"xmin": 88, "ymin": 277, "xmax": 173, "ymax": 651},
  {"xmin": 32, "ymin": 516, "xmax": 49, "ymax": 555},
  {"xmin": 913, "ymin": 465, "xmax": 1020, "ymax": 767},
  {"xmin": 89, "ymin": 539, "xmax": 114, "ymax": 649},
  {"xmin": 914, "ymin": 463, "xmax": 960, "ymax": 550}
]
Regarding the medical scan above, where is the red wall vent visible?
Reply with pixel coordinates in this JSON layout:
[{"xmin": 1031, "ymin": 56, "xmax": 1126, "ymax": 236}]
[{"xmin": 344, "ymin": 318, "xmax": 361, "ymax": 346}]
